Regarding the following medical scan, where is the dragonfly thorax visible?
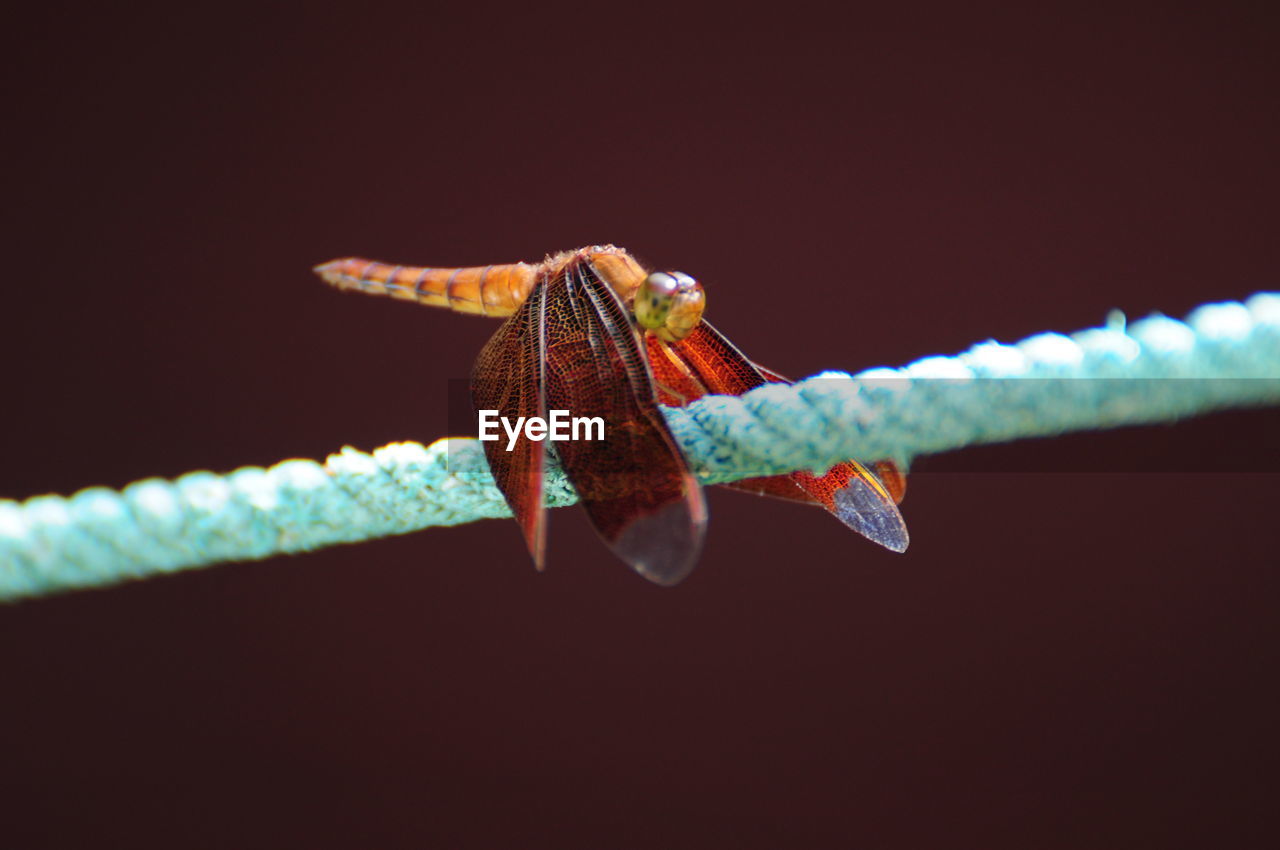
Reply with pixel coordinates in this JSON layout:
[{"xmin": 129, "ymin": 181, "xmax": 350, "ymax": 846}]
[{"xmin": 635, "ymin": 271, "xmax": 706, "ymax": 342}]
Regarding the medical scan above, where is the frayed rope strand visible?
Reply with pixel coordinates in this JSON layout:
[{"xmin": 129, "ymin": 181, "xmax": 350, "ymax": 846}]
[{"xmin": 2, "ymin": 293, "xmax": 1278, "ymax": 600}]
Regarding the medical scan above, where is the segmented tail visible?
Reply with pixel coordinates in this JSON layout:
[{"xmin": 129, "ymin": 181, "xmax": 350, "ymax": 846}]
[{"xmin": 313, "ymin": 257, "xmax": 538, "ymax": 317}]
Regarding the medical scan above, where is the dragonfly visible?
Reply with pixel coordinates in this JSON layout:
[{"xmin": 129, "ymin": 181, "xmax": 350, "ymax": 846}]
[{"xmin": 315, "ymin": 245, "xmax": 907, "ymax": 586}]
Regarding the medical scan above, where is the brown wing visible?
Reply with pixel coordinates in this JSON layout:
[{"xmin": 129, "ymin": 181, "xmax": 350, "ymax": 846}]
[
  {"xmin": 652, "ymin": 320, "xmax": 908, "ymax": 553},
  {"xmin": 520, "ymin": 258, "xmax": 706, "ymax": 586},
  {"xmin": 472, "ymin": 277, "xmax": 548, "ymax": 567}
]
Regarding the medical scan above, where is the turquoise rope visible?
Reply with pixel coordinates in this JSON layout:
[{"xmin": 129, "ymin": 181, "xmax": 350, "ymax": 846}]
[
  {"xmin": 2, "ymin": 293, "xmax": 1278, "ymax": 601},
  {"xmin": 670, "ymin": 293, "xmax": 1280, "ymax": 482}
]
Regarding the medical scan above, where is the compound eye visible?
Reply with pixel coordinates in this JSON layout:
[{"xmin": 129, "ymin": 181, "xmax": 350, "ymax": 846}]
[
  {"xmin": 635, "ymin": 270, "xmax": 705, "ymax": 341},
  {"xmin": 636, "ymin": 272, "xmax": 680, "ymax": 330}
]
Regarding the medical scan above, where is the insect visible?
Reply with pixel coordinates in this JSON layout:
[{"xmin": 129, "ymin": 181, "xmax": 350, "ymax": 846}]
[{"xmin": 315, "ymin": 245, "xmax": 907, "ymax": 585}]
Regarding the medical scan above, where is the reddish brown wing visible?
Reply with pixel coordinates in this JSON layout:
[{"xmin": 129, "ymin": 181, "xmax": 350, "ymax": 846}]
[
  {"xmin": 478, "ymin": 257, "xmax": 706, "ymax": 585},
  {"xmin": 649, "ymin": 320, "xmax": 908, "ymax": 553},
  {"xmin": 473, "ymin": 277, "xmax": 548, "ymax": 567},
  {"xmin": 553, "ymin": 259, "xmax": 707, "ymax": 585}
]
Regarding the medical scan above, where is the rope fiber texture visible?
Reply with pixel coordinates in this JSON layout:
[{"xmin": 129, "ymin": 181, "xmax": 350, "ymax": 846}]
[{"xmin": 2, "ymin": 293, "xmax": 1278, "ymax": 601}]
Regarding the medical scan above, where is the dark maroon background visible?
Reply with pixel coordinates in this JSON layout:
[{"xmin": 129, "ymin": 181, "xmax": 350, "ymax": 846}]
[{"xmin": 2, "ymin": 4, "xmax": 1277, "ymax": 848}]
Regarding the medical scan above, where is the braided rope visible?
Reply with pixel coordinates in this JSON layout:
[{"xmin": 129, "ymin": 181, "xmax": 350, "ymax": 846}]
[
  {"xmin": 2, "ymin": 293, "xmax": 1277, "ymax": 601},
  {"xmin": 670, "ymin": 294, "xmax": 1280, "ymax": 481}
]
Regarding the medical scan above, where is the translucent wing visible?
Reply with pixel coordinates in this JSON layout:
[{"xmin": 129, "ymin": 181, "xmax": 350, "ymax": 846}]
[
  {"xmin": 649, "ymin": 320, "xmax": 908, "ymax": 553},
  {"xmin": 478, "ymin": 257, "xmax": 706, "ymax": 585},
  {"xmin": 472, "ymin": 278, "xmax": 549, "ymax": 567}
]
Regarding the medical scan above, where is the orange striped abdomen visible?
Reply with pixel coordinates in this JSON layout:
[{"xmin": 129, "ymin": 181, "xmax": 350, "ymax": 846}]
[{"xmin": 313, "ymin": 257, "xmax": 538, "ymax": 317}]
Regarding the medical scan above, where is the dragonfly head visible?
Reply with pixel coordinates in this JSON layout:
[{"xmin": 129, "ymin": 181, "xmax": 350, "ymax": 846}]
[{"xmin": 635, "ymin": 271, "xmax": 706, "ymax": 342}]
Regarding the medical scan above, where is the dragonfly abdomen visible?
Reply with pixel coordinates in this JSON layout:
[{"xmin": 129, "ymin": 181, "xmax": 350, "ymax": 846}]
[{"xmin": 314, "ymin": 257, "xmax": 536, "ymax": 317}]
